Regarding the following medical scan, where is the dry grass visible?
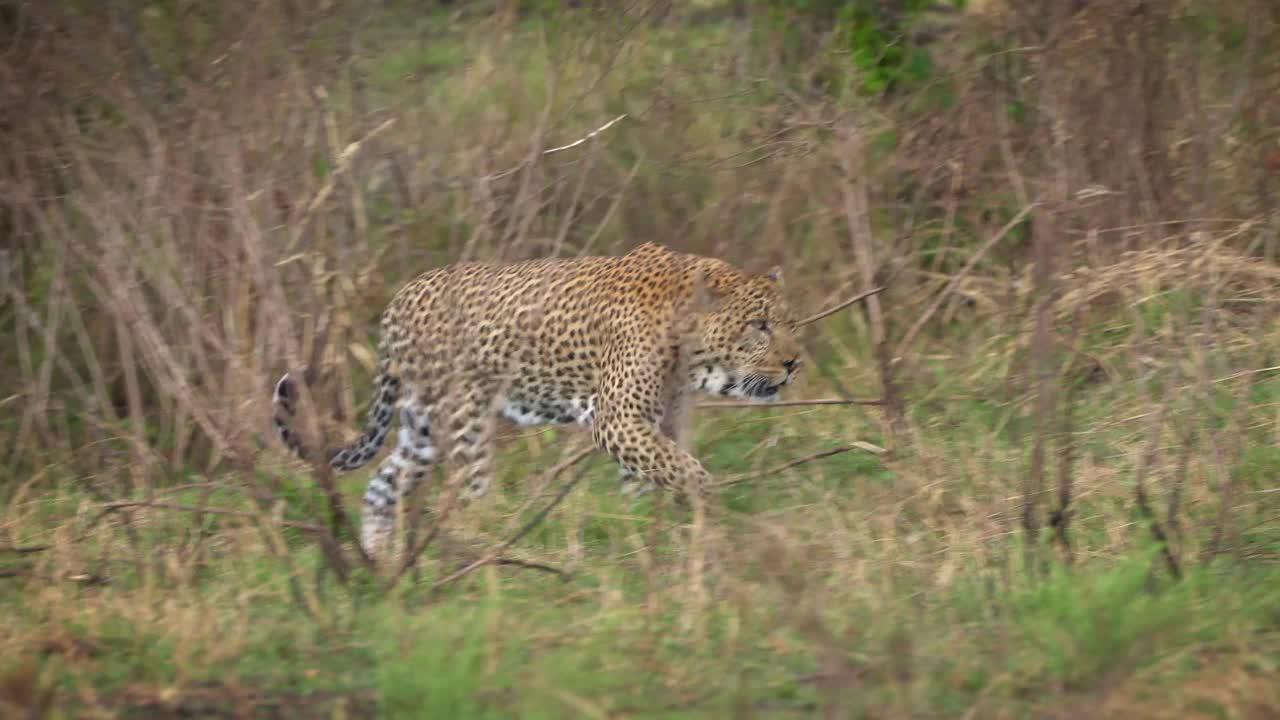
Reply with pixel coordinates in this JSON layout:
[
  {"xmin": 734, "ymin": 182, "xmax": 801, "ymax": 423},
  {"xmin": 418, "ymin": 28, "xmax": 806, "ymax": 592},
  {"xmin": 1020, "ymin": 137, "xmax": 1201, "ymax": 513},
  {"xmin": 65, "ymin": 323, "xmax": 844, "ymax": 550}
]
[{"xmin": 1, "ymin": 1, "xmax": 1278, "ymax": 717}]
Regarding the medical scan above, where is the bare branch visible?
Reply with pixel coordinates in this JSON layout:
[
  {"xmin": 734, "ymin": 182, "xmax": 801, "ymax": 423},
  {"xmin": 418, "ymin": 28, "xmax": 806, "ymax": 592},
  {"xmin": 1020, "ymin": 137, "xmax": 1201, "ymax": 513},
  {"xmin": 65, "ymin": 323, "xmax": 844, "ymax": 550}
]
[
  {"xmin": 897, "ymin": 202, "xmax": 1038, "ymax": 358},
  {"xmin": 0, "ymin": 568, "xmax": 108, "ymax": 585},
  {"xmin": 482, "ymin": 114, "xmax": 630, "ymax": 184},
  {"xmin": 0, "ymin": 545, "xmax": 51, "ymax": 554},
  {"xmin": 288, "ymin": 114, "xmax": 397, "ymax": 249},
  {"xmin": 89, "ymin": 500, "xmax": 328, "ymax": 534},
  {"xmin": 1049, "ymin": 318, "xmax": 1085, "ymax": 565},
  {"xmin": 697, "ymin": 398, "xmax": 887, "ymax": 410},
  {"xmin": 543, "ymin": 113, "xmax": 628, "ymax": 155},
  {"xmin": 796, "ymin": 286, "xmax": 885, "ymax": 327},
  {"xmin": 488, "ymin": 557, "xmax": 569, "ymax": 579},
  {"xmin": 421, "ymin": 446, "xmax": 595, "ymax": 593},
  {"xmin": 1135, "ymin": 406, "xmax": 1182, "ymax": 580},
  {"xmin": 837, "ymin": 131, "xmax": 899, "ymax": 433},
  {"xmin": 717, "ymin": 443, "xmax": 885, "ymax": 488}
]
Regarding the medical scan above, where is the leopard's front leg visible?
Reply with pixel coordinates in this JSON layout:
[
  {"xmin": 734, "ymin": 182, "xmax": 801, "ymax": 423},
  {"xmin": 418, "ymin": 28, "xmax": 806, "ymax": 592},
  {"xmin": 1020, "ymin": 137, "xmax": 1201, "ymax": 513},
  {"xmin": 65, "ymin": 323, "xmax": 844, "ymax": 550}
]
[{"xmin": 592, "ymin": 340, "xmax": 712, "ymax": 503}]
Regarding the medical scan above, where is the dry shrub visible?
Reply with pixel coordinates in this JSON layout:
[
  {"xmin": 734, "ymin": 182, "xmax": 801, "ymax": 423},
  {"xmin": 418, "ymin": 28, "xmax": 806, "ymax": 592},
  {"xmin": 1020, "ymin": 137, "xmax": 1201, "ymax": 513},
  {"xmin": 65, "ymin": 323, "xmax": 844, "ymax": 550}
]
[{"xmin": 0, "ymin": 0, "xmax": 1274, "ymax": 621}]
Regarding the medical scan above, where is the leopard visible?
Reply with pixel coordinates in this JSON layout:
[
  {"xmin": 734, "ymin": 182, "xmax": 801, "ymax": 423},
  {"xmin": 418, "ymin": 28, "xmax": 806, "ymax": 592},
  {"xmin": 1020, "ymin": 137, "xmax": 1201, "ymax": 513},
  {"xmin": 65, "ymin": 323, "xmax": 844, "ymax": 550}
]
[{"xmin": 271, "ymin": 242, "xmax": 803, "ymax": 558}]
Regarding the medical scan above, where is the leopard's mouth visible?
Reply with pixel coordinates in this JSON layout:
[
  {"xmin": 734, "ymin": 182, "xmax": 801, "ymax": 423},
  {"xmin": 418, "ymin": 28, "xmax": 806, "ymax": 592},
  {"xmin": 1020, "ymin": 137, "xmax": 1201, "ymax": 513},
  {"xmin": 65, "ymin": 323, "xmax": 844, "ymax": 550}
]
[
  {"xmin": 755, "ymin": 384, "xmax": 782, "ymax": 400},
  {"xmin": 694, "ymin": 366, "xmax": 790, "ymax": 401},
  {"xmin": 726, "ymin": 374, "xmax": 786, "ymax": 401}
]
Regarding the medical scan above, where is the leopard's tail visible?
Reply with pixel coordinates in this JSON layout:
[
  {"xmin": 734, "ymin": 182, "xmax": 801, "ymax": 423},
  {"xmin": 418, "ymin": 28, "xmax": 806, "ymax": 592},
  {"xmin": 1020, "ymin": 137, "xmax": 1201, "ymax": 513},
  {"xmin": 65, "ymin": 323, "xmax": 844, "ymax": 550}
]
[{"xmin": 272, "ymin": 360, "xmax": 402, "ymax": 472}]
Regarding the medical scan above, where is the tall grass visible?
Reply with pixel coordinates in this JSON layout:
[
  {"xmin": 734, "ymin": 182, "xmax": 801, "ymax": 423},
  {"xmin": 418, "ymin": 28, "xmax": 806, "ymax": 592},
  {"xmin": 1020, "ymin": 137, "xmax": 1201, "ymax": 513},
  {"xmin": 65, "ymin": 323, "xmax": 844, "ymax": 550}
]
[{"xmin": 2, "ymin": 0, "xmax": 1278, "ymax": 717}]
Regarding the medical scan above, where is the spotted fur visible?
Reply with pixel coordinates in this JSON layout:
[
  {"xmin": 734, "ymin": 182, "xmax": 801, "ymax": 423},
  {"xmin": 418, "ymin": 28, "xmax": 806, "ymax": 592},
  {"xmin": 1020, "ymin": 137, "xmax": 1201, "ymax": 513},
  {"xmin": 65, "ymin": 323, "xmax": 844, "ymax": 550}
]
[{"xmin": 272, "ymin": 242, "xmax": 802, "ymax": 557}]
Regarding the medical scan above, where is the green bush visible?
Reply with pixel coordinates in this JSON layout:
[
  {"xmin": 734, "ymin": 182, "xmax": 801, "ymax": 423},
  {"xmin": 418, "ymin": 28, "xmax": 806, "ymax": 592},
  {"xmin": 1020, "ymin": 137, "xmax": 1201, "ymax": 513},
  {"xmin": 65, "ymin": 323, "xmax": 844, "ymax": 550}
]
[{"xmin": 748, "ymin": 0, "xmax": 961, "ymax": 95}]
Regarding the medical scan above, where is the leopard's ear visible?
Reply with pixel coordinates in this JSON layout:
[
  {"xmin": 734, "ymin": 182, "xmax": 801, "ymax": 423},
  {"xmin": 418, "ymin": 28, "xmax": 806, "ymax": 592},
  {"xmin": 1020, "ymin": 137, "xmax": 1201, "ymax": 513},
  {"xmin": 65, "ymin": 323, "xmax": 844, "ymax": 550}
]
[{"xmin": 765, "ymin": 266, "xmax": 784, "ymax": 287}]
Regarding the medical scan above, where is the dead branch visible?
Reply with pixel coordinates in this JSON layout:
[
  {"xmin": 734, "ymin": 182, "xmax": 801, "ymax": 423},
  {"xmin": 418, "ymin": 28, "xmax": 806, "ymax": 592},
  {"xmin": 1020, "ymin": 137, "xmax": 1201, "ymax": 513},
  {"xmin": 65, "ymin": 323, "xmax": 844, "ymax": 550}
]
[
  {"xmin": 479, "ymin": 113, "xmax": 629, "ymax": 184},
  {"xmin": 1022, "ymin": 203, "xmax": 1057, "ymax": 569},
  {"xmin": 289, "ymin": 113, "xmax": 397, "ymax": 248},
  {"xmin": 1195, "ymin": 237, "xmax": 1237, "ymax": 558},
  {"xmin": 1049, "ymin": 377, "xmax": 1078, "ymax": 565},
  {"xmin": 543, "ymin": 113, "xmax": 628, "ymax": 155},
  {"xmin": 1128, "ymin": 286, "xmax": 1182, "ymax": 580},
  {"xmin": 89, "ymin": 500, "xmax": 327, "ymax": 535},
  {"xmin": 0, "ymin": 567, "xmax": 108, "ymax": 585},
  {"xmin": 499, "ymin": 65, "xmax": 558, "ymax": 258},
  {"xmin": 716, "ymin": 443, "xmax": 885, "ymax": 488},
  {"xmin": 388, "ymin": 377, "xmax": 523, "ymax": 585},
  {"xmin": 422, "ymin": 446, "xmax": 596, "ymax": 593},
  {"xmin": 1166, "ymin": 424, "xmax": 1195, "ymax": 551},
  {"xmin": 896, "ymin": 202, "xmax": 1038, "ymax": 358},
  {"xmin": 489, "ymin": 557, "xmax": 569, "ymax": 578},
  {"xmin": 1132, "ymin": 402, "xmax": 1181, "ymax": 579},
  {"xmin": 697, "ymin": 397, "xmax": 887, "ymax": 410},
  {"xmin": 0, "ymin": 546, "xmax": 51, "ymax": 554},
  {"xmin": 796, "ymin": 286, "xmax": 886, "ymax": 327},
  {"xmin": 1135, "ymin": 406, "xmax": 1182, "ymax": 580},
  {"xmin": 837, "ymin": 131, "xmax": 898, "ymax": 432}
]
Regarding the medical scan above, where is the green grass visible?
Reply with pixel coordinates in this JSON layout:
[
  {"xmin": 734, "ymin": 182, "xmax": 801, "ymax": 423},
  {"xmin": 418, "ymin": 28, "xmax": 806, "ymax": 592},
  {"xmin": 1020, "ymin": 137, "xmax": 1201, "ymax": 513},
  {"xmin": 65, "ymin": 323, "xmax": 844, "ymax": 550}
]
[
  {"xmin": 6, "ymin": 288, "xmax": 1278, "ymax": 712},
  {"xmin": 7, "ymin": 365, "xmax": 1278, "ymax": 717},
  {"xmin": 16, "ymin": 317, "xmax": 1273, "ymax": 717},
  {"xmin": 13, "ymin": 530, "xmax": 1275, "ymax": 718},
  {"xmin": 4, "ymin": 2, "xmax": 1280, "ymax": 718}
]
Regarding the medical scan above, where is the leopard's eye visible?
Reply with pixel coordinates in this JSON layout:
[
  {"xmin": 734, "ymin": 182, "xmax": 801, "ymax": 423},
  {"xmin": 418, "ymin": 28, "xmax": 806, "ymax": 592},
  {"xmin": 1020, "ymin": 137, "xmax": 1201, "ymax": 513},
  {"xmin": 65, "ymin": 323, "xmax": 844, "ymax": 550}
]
[{"xmin": 749, "ymin": 320, "xmax": 770, "ymax": 333}]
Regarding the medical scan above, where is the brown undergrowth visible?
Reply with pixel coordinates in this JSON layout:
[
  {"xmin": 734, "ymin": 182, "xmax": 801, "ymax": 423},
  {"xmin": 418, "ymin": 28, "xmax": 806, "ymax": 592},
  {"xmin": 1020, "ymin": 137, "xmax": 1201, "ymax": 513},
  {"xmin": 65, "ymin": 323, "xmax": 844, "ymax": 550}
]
[{"xmin": 1, "ymin": 1, "xmax": 1278, "ymax": 717}]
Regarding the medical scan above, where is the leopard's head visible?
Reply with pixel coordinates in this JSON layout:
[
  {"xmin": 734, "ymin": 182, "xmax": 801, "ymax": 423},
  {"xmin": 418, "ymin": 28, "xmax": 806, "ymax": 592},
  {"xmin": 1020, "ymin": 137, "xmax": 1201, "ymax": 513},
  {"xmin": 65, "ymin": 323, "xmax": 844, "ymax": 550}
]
[{"xmin": 690, "ymin": 266, "xmax": 802, "ymax": 402}]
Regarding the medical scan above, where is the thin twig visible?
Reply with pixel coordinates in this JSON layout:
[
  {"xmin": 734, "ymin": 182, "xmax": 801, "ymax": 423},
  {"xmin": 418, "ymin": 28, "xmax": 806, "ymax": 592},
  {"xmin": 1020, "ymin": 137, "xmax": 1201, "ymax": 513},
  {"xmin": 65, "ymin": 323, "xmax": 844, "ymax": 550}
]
[
  {"xmin": 716, "ymin": 443, "xmax": 885, "ymax": 488},
  {"xmin": 0, "ymin": 568, "xmax": 108, "ymax": 585},
  {"xmin": 1166, "ymin": 424, "xmax": 1194, "ymax": 550},
  {"xmin": 501, "ymin": 61, "xmax": 559, "ymax": 257},
  {"xmin": 1135, "ymin": 406, "xmax": 1182, "ymax": 580},
  {"xmin": 542, "ymin": 113, "xmax": 628, "ymax": 155},
  {"xmin": 796, "ymin": 286, "xmax": 886, "ymax": 327},
  {"xmin": 897, "ymin": 203, "xmax": 1038, "ymax": 358},
  {"xmin": 482, "ymin": 114, "xmax": 629, "ymax": 184},
  {"xmin": 289, "ymin": 115, "xmax": 397, "ymax": 249},
  {"xmin": 1128, "ymin": 286, "xmax": 1183, "ymax": 580},
  {"xmin": 425, "ymin": 446, "xmax": 595, "ymax": 592},
  {"xmin": 1211, "ymin": 365, "xmax": 1280, "ymax": 384},
  {"xmin": 390, "ymin": 378, "xmax": 522, "ymax": 584},
  {"xmin": 1049, "ymin": 310, "xmax": 1086, "ymax": 564},
  {"xmin": 929, "ymin": 160, "xmax": 965, "ymax": 275},
  {"xmin": 697, "ymin": 397, "xmax": 887, "ymax": 410},
  {"xmin": 489, "ymin": 557, "xmax": 569, "ymax": 578},
  {"xmin": 0, "ymin": 545, "xmax": 51, "ymax": 554},
  {"xmin": 89, "ymin": 500, "xmax": 327, "ymax": 534}
]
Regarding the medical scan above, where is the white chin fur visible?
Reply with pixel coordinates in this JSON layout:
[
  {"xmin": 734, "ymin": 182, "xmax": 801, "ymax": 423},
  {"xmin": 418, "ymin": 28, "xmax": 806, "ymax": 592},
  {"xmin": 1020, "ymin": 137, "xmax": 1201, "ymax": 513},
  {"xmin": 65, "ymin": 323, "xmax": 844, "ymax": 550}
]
[
  {"xmin": 694, "ymin": 365, "xmax": 784, "ymax": 401},
  {"xmin": 698, "ymin": 367, "xmax": 733, "ymax": 395}
]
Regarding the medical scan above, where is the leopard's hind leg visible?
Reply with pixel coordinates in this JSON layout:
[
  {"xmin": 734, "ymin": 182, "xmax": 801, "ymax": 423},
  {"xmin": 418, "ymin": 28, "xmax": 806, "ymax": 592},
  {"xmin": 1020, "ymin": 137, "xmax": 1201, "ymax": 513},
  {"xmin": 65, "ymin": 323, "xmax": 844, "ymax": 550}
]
[
  {"xmin": 360, "ymin": 396, "xmax": 436, "ymax": 559},
  {"xmin": 441, "ymin": 380, "xmax": 500, "ymax": 503}
]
